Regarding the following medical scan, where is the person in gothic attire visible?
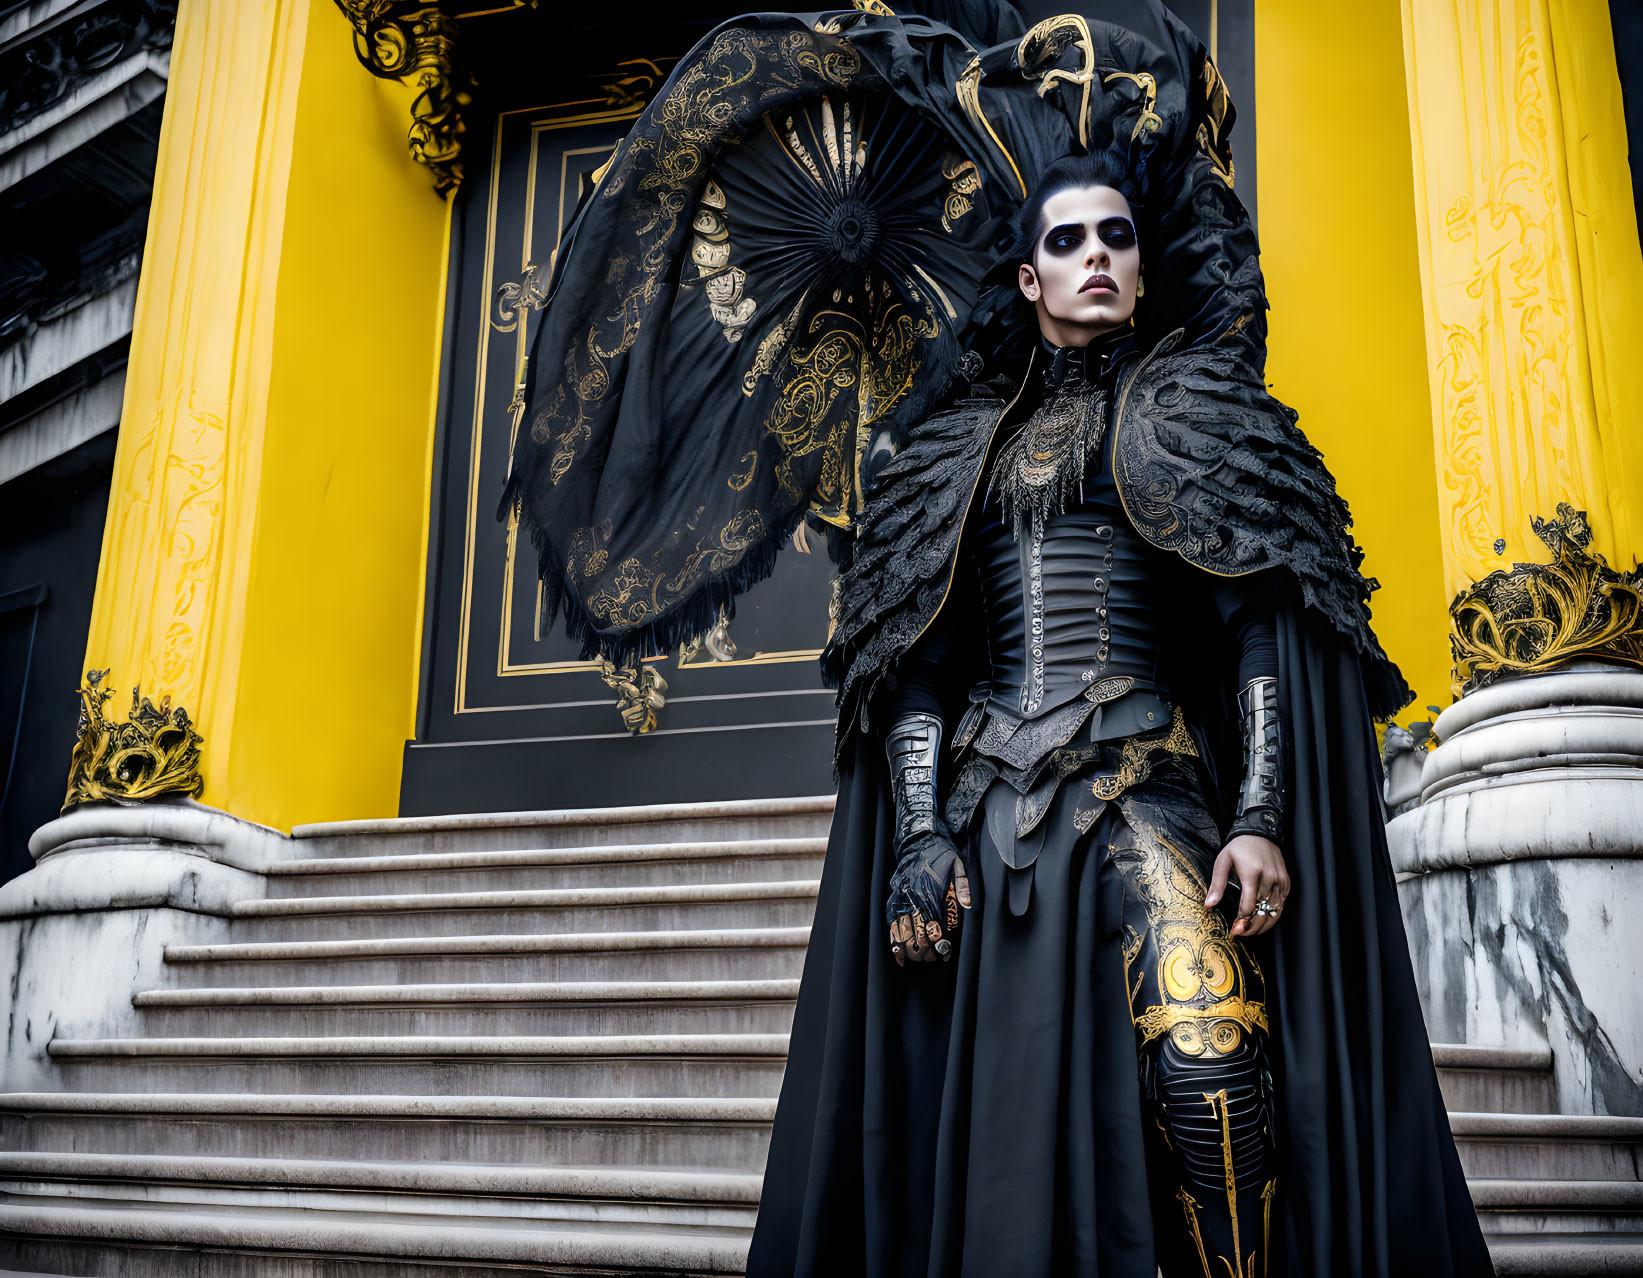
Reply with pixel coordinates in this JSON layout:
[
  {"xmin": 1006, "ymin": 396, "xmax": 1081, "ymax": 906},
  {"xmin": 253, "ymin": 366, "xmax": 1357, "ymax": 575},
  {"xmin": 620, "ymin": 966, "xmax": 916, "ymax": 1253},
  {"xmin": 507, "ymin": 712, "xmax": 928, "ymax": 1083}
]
[
  {"xmin": 501, "ymin": 4, "xmax": 1496, "ymax": 1275},
  {"xmin": 837, "ymin": 153, "xmax": 1296, "ymax": 1275}
]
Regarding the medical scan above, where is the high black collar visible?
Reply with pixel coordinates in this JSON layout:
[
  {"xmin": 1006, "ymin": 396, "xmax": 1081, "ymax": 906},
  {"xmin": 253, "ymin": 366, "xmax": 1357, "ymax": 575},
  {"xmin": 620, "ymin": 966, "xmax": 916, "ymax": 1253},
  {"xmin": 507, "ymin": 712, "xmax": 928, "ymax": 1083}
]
[{"xmin": 1040, "ymin": 326, "xmax": 1138, "ymax": 391}]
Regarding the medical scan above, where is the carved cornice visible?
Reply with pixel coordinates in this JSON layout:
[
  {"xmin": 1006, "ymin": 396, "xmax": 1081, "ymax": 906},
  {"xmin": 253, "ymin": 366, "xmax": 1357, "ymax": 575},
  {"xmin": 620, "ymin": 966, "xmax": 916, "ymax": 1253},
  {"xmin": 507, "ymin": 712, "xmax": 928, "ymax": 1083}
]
[
  {"xmin": 0, "ymin": 0, "xmax": 176, "ymax": 139},
  {"xmin": 331, "ymin": 5, "xmax": 674, "ymax": 199},
  {"xmin": 1450, "ymin": 504, "xmax": 1643, "ymax": 694},
  {"xmin": 62, "ymin": 668, "xmax": 204, "ymax": 810},
  {"xmin": 333, "ymin": 1, "xmax": 473, "ymax": 197}
]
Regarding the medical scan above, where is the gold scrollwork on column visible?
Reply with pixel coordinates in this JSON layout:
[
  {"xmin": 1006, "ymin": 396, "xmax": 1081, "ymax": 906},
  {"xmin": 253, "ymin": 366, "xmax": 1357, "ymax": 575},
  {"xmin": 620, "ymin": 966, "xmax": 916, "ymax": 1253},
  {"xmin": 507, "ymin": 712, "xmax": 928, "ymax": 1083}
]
[
  {"xmin": 333, "ymin": 1, "xmax": 474, "ymax": 196},
  {"xmin": 62, "ymin": 669, "xmax": 205, "ymax": 811},
  {"xmin": 1450, "ymin": 505, "xmax": 1643, "ymax": 694},
  {"xmin": 1402, "ymin": 0, "xmax": 1643, "ymax": 595}
]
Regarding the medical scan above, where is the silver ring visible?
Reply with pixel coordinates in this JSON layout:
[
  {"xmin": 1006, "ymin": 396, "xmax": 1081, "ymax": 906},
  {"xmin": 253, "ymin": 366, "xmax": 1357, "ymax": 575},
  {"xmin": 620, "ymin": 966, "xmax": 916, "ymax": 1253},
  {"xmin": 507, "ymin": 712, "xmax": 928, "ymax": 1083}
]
[
  {"xmin": 934, "ymin": 938, "xmax": 952, "ymax": 956},
  {"xmin": 1254, "ymin": 898, "xmax": 1277, "ymax": 916}
]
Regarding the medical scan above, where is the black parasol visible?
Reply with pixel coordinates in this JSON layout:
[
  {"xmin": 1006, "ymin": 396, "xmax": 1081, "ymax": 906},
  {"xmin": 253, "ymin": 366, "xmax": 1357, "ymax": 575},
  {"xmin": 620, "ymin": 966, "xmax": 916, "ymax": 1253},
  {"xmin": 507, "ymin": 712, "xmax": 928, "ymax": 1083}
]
[
  {"xmin": 501, "ymin": 5, "xmax": 1251, "ymax": 664},
  {"xmin": 670, "ymin": 89, "xmax": 994, "ymax": 527}
]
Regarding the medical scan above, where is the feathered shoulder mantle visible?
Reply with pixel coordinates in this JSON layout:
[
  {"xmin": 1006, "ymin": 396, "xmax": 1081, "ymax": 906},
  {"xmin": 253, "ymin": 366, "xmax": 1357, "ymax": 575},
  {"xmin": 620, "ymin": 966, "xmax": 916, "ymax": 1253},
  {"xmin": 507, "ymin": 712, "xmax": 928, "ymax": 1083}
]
[{"xmin": 823, "ymin": 331, "xmax": 1410, "ymax": 749}]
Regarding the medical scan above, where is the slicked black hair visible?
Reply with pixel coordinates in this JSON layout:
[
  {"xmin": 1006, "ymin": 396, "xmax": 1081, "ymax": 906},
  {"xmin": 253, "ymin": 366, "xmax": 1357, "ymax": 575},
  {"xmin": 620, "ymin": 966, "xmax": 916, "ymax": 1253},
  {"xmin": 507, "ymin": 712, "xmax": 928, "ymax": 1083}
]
[{"xmin": 1011, "ymin": 148, "xmax": 1143, "ymax": 268}]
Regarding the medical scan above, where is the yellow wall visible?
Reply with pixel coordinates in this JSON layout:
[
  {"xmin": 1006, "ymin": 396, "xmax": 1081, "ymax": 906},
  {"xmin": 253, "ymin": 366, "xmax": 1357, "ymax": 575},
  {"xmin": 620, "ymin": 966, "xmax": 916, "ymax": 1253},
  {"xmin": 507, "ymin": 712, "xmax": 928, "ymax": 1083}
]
[
  {"xmin": 1549, "ymin": 3, "xmax": 1643, "ymax": 557},
  {"xmin": 81, "ymin": 0, "xmax": 448, "ymax": 830},
  {"xmin": 228, "ymin": 5, "xmax": 449, "ymax": 825},
  {"xmin": 1255, "ymin": 0, "xmax": 1450, "ymax": 718}
]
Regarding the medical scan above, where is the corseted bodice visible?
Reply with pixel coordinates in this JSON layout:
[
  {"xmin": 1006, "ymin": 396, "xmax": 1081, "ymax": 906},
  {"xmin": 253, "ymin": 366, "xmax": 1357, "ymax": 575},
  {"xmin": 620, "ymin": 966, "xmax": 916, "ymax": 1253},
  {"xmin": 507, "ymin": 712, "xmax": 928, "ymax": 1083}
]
[
  {"xmin": 971, "ymin": 493, "xmax": 1163, "ymax": 717},
  {"xmin": 963, "ymin": 333, "xmax": 1171, "ymax": 743}
]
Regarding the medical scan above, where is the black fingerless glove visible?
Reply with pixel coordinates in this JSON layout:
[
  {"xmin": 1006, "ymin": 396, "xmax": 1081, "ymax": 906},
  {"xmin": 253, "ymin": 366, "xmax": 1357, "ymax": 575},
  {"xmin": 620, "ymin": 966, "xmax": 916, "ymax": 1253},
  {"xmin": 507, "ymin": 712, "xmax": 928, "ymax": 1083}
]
[
  {"xmin": 887, "ymin": 826, "xmax": 966, "ymax": 930},
  {"xmin": 884, "ymin": 712, "xmax": 966, "ymax": 943}
]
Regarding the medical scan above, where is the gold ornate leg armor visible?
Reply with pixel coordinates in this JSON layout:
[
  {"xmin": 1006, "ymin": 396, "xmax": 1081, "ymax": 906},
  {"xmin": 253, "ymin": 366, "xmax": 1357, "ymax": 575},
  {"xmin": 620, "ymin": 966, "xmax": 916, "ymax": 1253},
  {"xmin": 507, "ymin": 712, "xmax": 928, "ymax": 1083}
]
[{"xmin": 1109, "ymin": 786, "xmax": 1278, "ymax": 1278}]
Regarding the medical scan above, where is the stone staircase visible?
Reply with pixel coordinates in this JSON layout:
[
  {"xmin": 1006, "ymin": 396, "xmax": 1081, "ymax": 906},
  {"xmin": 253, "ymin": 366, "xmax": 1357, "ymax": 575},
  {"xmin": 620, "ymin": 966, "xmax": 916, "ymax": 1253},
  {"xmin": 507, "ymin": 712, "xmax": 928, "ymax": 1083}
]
[
  {"xmin": 0, "ymin": 796, "xmax": 1639, "ymax": 1275},
  {"xmin": 1436, "ymin": 1044, "xmax": 1643, "ymax": 1274}
]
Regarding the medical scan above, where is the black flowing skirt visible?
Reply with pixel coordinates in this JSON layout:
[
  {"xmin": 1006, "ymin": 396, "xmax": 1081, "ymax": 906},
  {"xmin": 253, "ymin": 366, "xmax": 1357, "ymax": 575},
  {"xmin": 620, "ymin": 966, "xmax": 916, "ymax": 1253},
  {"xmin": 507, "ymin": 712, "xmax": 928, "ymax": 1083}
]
[
  {"xmin": 749, "ymin": 611, "xmax": 1494, "ymax": 1278},
  {"xmin": 748, "ymin": 747, "xmax": 1244, "ymax": 1278}
]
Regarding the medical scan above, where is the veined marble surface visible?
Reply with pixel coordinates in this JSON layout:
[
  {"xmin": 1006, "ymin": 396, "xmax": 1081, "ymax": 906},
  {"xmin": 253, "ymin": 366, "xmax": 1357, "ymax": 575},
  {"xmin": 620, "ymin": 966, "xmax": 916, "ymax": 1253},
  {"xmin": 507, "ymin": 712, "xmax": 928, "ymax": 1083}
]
[
  {"xmin": 0, "ymin": 801, "xmax": 277, "ymax": 1091},
  {"xmin": 1400, "ymin": 858, "xmax": 1642, "ymax": 1117},
  {"xmin": 1390, "ymin": 664, "xmax": 1643, "ymax": 1118},
  {"xmin": 0, "ymin": 906, "xmax": 231, "ymax": 1091}
]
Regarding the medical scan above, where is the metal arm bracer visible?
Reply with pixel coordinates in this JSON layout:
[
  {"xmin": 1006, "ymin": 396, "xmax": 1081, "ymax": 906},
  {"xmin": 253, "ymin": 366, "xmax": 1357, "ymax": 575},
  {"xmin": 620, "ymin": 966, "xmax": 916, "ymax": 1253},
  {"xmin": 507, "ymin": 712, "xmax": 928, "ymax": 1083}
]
[{"xmin": 1229, "ymin": 676, "xmax": 1283, "ymax": 843}]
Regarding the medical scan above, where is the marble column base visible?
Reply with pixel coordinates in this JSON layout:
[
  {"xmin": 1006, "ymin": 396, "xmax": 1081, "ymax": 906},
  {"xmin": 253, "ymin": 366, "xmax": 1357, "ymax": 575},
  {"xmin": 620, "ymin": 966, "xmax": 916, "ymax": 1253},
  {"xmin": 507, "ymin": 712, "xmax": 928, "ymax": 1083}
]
[
  {"xmin": 0, "ymin": 800, "xmax": 284, "ymax": 1091},
  {"xmin": 1389, "ymin": 664, "xmax": 1643, "ymax": 1117}
]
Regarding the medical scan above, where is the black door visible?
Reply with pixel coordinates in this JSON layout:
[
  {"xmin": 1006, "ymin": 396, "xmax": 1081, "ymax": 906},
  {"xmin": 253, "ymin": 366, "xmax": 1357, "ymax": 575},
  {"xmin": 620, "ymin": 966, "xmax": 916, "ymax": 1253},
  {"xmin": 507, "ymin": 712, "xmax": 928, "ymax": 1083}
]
[{"xmin": 406, "ymin": 86, "xmax": 839, "ymax": 816}]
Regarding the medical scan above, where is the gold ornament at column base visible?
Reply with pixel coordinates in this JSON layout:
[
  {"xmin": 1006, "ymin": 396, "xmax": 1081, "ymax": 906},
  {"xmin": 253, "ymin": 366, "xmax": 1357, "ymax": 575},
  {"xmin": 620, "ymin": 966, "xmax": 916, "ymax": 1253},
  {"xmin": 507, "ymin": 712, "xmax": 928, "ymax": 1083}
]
[
  {"xmin": 1449, "ymin": 504, "xmax": 1643, "ymax": 696},
  {"xmin": 62, "ymin": 669, "xmax": 205, "ymax": 811}
]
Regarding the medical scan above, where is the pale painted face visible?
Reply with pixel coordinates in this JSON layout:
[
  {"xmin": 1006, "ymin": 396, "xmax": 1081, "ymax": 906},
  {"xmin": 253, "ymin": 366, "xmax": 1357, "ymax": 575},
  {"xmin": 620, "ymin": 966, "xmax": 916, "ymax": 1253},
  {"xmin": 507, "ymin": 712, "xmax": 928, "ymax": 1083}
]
[{"xmin": 1017, "ymin": 184, "xmax": 1140, "ymax": 347}]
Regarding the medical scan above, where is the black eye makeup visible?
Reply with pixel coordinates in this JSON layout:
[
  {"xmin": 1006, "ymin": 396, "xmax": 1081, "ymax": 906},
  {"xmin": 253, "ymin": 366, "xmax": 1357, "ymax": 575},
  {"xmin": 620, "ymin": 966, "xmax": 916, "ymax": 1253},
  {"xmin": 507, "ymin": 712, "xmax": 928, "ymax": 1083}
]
[
  {"xmin": 1097, "ymin": 217, "xmax": 1137, "ymax": 248},
  {"xmin": 1039, "ymin": 218, "xmax": 1138, "ymax": 256},
  {"xmin": 1042, "ymin": 223, "xmax": 1086, "ymax": 255}
]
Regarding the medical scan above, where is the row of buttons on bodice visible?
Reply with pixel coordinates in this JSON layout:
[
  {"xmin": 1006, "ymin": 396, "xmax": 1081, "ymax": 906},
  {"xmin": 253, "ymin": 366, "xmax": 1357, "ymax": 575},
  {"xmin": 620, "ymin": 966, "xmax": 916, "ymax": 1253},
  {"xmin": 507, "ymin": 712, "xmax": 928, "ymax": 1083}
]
[{"xmin": 972, "ymin": 501, "xmax": 1164, "ymax": 720}]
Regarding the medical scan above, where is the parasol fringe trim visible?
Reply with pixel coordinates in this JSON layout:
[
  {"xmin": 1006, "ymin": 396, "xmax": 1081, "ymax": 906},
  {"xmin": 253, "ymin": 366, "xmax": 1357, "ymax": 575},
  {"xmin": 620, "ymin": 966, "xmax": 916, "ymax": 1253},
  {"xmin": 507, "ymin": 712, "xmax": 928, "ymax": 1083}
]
[{"xmin": 504, "ymin": 473, "xmax": 821, "ymax": 672}]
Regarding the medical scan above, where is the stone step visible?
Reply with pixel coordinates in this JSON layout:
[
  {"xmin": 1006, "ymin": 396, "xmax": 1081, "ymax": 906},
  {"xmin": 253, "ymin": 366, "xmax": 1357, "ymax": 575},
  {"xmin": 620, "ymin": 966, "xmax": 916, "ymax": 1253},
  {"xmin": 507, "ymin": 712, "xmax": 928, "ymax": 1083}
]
[
  {"xmin": 131, "ymin": 980, "xmax": 800, "ymax": 1037},
  {"xmin": 1452, "ymin": 1112, "xmax": 1643, "ymax": 1181},
  {"xmin": 264, "ymin": 838, "xmax": 827, "ymax": 898},
  {"xmin": 1434, "ymin": 1043, "xmax": 1556, "ymax": 1115},
  {"xmin": 0, "ymin": 1152, "xmax": 761, "ymax": 1226},
  {"xmin": 8, "ymin": 1231, "xmax": 1643, "ymax": 1278},
  {"xmin": 162, "ymin": 926, "xmax": 812, "ymax": 988},
  {"xmin": 0, "ymin": 1198, "xmax": 750, "ymax": 1277},
  {"xmin": 290, "ymin": 795, "xmax": 834, "ymax": 861},
  {"xmin": 1473, "ymin": 1177, "xmax": 1643, "ymax": 1234},
  {"xmin": 48, "ymin": 1033, "xmax": 791, "ymax": 1098},
  {"xmin": 226, "ymin": 881, "xmax": 821, "ymax": 943},
  {"xmin": 17, "ymin": 1096, "xmax": 1633, "ymax": 1189},
  {"xmin": 1487, "ymin": 1234, "xmax": 1643, "ymax": 1276},
  {"xmin": 0, "ymin": 1093, "xmax": 775, "ymax": 1171}
]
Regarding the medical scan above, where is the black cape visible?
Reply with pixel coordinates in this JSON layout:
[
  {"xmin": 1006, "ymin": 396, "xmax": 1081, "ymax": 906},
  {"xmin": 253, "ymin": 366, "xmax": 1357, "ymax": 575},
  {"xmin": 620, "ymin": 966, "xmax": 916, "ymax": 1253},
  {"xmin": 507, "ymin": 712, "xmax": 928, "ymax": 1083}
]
[
  {"xmin": 746, "ymin": 338, "xmax": 1493, "ymax": 1276},
  {"xmin": 746, "ymin": 608, "xmax": 1491, "ymax": 1278},
  {"xmin": 501, "ymin": 1, "xmax": 1266, "ymax": 665}
]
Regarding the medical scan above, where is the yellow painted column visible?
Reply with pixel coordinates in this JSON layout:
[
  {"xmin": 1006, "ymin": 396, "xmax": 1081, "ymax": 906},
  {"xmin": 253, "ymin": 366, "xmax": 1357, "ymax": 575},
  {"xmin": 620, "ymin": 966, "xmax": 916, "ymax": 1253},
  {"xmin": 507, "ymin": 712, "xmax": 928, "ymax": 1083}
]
[
  {"xmin": 79, "ymin": 0, "xmax": 449, "ymax": 829},
  {"xmin": 1400, "ymin": 0, "xmax": 1643, "ymax": 598},
  {"xmin": 1256, "ymin": 0, "xmax": 1450, "ymax": 717}
]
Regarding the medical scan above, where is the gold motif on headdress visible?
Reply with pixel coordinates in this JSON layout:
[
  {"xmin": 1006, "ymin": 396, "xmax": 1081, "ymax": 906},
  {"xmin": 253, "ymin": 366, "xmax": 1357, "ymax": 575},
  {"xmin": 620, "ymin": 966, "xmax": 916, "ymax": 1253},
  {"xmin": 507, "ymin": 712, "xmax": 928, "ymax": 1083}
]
[{"xmin": 1018, "ymin": 16, "xmax": 1096, "ymax": 148}]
